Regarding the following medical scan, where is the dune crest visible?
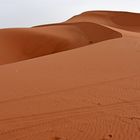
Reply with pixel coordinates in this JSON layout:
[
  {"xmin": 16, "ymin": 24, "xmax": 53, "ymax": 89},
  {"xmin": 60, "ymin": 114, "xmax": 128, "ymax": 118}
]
[
  {"xmin": 67, "ymin": 11, "xmax": 140, "ymax": 32},
  {"xmin": 0, "ymin": 22, "xmax": 121, "ymax": 65}
]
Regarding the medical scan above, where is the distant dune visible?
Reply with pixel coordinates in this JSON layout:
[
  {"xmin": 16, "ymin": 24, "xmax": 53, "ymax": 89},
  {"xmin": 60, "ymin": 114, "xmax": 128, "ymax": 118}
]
[
  {"xmin": 67, "ymin": 11, "xmax": 140, "ymax": 32},
  {"xmin": 0, "ymin": 11, "xmax": 140, "ymax": 140},
  {"xmin": 0, "ymin": 22, "xmax": 121, "ymax": 65}
]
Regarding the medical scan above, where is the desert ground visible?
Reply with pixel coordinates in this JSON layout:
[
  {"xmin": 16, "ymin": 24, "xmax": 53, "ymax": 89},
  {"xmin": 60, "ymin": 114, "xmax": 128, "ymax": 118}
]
[{"xmin": 0, "ymin": 11, "xmax": 140, "ymax": 140}]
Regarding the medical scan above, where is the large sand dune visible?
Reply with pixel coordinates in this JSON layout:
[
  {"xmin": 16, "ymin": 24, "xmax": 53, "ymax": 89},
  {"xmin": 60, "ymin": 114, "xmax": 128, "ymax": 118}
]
[
  {"xmin": 0, "ymin": 22, "xmax": 121, "ymax": 65},
  {"xmin": 0, "ymin": 11, "xmax": 140, "ymax": 140},
  {"xmin": 67, "ymin": 11, "xmax": 140, "ymax": 32}
]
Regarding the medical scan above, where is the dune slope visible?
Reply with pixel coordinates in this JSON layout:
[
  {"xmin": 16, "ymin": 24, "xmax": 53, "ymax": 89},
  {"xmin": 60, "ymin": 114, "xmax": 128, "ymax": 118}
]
[{"xmin": 0, "ymin": 36, "xmax": 140, "ymax": 139}]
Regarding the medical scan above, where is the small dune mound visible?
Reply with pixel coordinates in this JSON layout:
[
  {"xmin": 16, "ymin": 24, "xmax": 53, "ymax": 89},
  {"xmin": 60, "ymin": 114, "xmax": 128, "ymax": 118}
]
[
  {"xmin": 0, "ymin": 22, "xmax": 121, "ymax": 65},
  {"xmin": 67, "ymin": 11, "xmax": 140, "ymax": 32}
]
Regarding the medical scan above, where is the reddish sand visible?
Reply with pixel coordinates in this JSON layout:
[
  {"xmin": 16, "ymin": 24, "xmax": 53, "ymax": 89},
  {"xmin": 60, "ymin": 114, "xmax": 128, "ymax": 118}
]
[
  {"xmin": 67, "ymin": 11, "xmax": 140, "ymax": 32},
  {"xmin": 0, "ymin": 11, "xmax": 140, "ymax": 140},
  {"xmin": 0, "ymin": 22, "xmax": 121, "ymax": 65}
]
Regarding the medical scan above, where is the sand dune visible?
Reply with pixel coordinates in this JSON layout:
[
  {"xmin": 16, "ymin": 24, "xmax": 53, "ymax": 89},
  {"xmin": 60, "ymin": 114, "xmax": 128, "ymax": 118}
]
[
  {"xmin": 0, "ymin": 11, "xmax": 140, "ymax": 140},
  {"xmin": 0, "ymin": 22, "xmax": 121, "ymax": 65},
  {"xmin": 67, "ymin": 11, "xmax": 140, "ymax": 32}
]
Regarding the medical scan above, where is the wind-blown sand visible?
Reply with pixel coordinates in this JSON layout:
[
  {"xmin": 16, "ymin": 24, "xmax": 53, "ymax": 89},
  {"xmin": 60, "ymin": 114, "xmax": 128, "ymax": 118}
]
[{"xmin": 0, "ymin": 11, "xmax": 140, "ymax": 140}]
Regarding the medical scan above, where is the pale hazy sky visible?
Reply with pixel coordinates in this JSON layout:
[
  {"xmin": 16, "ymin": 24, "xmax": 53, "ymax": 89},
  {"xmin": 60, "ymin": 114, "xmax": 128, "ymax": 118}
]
[{"xmin": 0, "ymin": 0, "xmax": 140, "ymax": 28}]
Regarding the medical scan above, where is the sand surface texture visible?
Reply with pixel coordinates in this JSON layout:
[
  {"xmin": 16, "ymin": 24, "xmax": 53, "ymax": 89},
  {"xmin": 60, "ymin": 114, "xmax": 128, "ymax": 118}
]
[{"xmin": 0, "ymin": 11, "xmax": 140, "ymax": 140}]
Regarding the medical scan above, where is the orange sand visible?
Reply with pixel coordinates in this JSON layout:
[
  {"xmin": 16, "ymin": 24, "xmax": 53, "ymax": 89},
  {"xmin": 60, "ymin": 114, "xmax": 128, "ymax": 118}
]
[{"xmin": 0, "ymin": 11, "xmax": 140, "ymax": 140}]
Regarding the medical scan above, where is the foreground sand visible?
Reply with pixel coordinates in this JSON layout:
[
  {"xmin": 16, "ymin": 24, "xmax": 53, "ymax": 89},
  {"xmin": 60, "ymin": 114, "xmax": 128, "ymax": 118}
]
[{"xmin": 0, "ymin": 11, "xmax": 140, "ymax": 140}]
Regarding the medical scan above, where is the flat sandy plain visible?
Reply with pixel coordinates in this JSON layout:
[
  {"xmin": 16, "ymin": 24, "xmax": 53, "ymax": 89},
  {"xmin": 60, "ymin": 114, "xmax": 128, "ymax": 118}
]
[{"xmin": 0, "ymin": 11, "xmax": 140, "ymax": 140}]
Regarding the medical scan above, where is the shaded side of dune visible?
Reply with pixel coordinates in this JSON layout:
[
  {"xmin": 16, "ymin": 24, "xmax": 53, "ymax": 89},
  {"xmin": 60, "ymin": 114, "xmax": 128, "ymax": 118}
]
[
  {"xmin": 73, "ymin": 22, "xmax": 122, "ymax": 43},
  {"xmin": 0, "ymin": 22, "xmax": 122, "ymax": 65}
]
